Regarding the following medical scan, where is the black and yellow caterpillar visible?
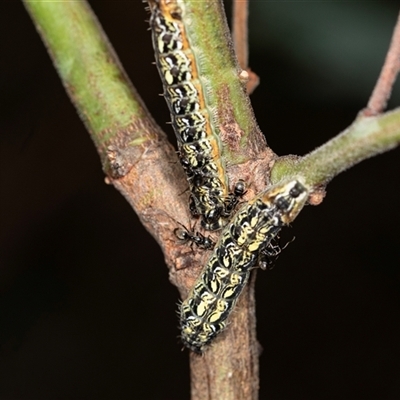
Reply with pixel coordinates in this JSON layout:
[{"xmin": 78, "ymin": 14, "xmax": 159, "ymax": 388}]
[
  {"xmin": 148, "ymin": 0, "xmax": 238, "ymax": 230},
  {"xmin": 179, "ymin": 179, "xmax": 309, "ymax": 353}
]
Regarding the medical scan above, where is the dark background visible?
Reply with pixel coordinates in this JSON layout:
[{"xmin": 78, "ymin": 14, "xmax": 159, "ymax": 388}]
[{"xmin": 1, "ymin": 1, "xmax": 400, "ymax": 399}]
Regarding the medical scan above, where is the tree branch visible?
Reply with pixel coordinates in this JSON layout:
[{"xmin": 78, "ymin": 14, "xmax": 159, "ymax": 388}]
[
  {"xmin": 24, "ymin": 1, "xmax": 270, "ymax": 399},
  {"xmin": 23, "ymin": 0, "xmax": 196, "ymax": 268},
  {"xmin": 271, "ymin": 109, "xmax": 400, "ymax": 195},
  {"xmin": 22, "ymin": 1, "xmax": 400, "ymax": 399}
]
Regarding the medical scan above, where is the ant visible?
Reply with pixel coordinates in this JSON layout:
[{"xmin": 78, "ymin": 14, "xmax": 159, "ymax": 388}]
[
  {"xmin": 174, "ymin": 222, "xmax": 215, "ymax": 250},
  {"xmin": 222, "ymin": 180, "xmax": 247, "ymax": 218},
  {"xmin": 258, "ymin": 232, "xmax": 296, "ymax": 270}
]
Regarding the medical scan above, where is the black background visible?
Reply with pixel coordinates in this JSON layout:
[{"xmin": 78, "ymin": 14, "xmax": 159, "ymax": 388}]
[{"xmin": 1, "ymin": 1, "xmax": 400, "ymax": 399}]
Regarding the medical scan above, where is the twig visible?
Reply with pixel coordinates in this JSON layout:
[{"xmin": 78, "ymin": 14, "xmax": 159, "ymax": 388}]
[
  {"xmin": 363, "ymin": 11, "xmax": 400, "ymax": 116},
  {"xmin": 232, "ymin": 0, "xmax": 259, "ymax": 94},
  {"xmin": 232, "ymin": 0, "xmax": 248, "ymax": 69},
  {"xmin": 271, "ymin": 107, "xmax": 400, "ymax": 191}
]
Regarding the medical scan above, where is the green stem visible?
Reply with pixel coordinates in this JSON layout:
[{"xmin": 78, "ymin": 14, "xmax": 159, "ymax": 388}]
[
  {"xmin": 271, "ymin": 109, "xmax": 400, "ymax": 188},
  {"xmin": 183, "ymin": 0, "xmax": 266, "ymax": 163},
  {"xmin": 23, "ymin": 0, "xmax": 157, "ymax": 166}
]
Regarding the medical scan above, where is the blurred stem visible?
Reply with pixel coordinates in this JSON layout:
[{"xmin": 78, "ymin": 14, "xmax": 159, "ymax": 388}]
[
  {"xmin": 232, "ymin": 0, "xmax": 259, "ymax": 94},
  {"xmin": 271, "ymin": 109, "xmax": 400, "ymax": 188},
  {"xmin": 363, "ymin": 11, "xmax": 400, "ymax": 116},
  {"xmin": 232, "ymin": 0, "xmax": 248, "ymax": 69}
]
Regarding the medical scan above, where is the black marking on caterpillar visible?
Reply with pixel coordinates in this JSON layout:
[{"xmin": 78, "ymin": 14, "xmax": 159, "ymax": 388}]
[
  {"xmin": 148, "ymin": 0, "xmax": 236, "ymax": 230},
  {"xmin": 179, "ymin": 179, "xmax": 309, "ymax": 353}
]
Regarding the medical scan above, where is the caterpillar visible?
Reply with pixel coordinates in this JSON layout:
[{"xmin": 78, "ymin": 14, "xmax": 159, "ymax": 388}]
[
  {"xmin": 148, "ymin": 0, "xmax": 237, "ymax": 230},
  {"xmin": 179, "ymin": 179, "xmax": 309, "ymax": 353}
]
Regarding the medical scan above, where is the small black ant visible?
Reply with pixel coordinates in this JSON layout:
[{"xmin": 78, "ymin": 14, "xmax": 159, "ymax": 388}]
[
  {"xmin": 258, "ymin": 233, "xmax": 295, "ymax": 270},
  {"xmin": 222, "ymin": 180, "xmax": 247, "ymax": 217},
  {"xmin": 174, "ymin": 223, "xmax": 215, "ymax": 250}
]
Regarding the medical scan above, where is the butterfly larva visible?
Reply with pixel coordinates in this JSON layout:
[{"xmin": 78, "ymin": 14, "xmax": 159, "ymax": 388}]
[
  {"xmin": 148, "ymin": 0, "xmax": 236, "ymax": 230},
  {"xmin": 179, "ymin": 179, "xmax": 309, "ymax": 353}
]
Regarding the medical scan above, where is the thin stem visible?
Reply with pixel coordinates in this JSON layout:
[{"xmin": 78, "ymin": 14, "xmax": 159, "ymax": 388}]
[
  {"xmin": 363, "ymin": 11, "xmax": 400, "ymax": 116},
  {"xmin": 232, "ymin": 0, "xmax": 259, "ymax": 94},
  {"xmin": 271, "ymin": 108, "xmax": 400, "ymax": 190},
  {"xmin": 232, "ymin": 0, "xmax": 248, "ymax": 69}
]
